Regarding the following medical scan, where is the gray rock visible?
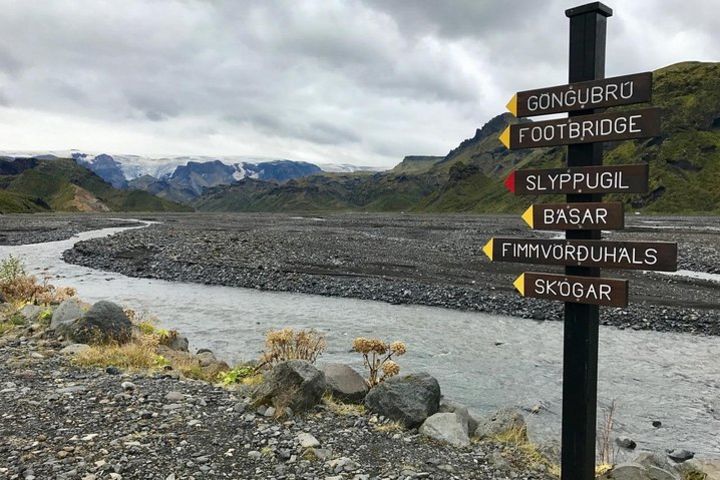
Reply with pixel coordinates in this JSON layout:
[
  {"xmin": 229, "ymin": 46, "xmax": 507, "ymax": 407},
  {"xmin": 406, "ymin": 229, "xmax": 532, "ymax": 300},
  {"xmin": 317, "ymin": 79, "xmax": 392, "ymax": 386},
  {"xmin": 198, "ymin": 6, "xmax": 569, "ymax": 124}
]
[
  {"xmin": 313, "ymin": 448, "xmax": 332, "ymax": 461},
  {"xmin": 164, "ymin": 391, "xmax": 184, "ymax": 402},
  {"xmin": 474, "ymin": 408, "xmax": 527, "ymax": 441},
  {"xmin": 616, "ymin": 436, "xmax": 638, "ymax": 449},
  {"xmin": 197, "ymin": 350, "xmax": 217, "ymax": 367},
  {"xmin": 601, "ymin": 463, "xmax": 648, "ymax": 480},
  {"xmin": 322, "ymin": 363, "xmax": 368, "ymax": 403},
  {"xmin": 439, "ymin": 397, "xmax": 479, "ymax": 433},
  {"xmin": 50, "ymin": 298, "xmax": 84, "ymax": 330},
  {"xmin": 297, "ymin": 432, "xmax": 320, "ymax": 448},
  {"xmin": 59, "ymin": 344, "xmax": 91, "ymax": 356},
  {"xmin": 646, "ymin": 466, "xmax": 679, "ymax": 480},
  {"xmin": 667, "ymin": 449, "xmax": 694, "ymax": 463},
  {"xmin": 363, "ymin": 372, "xmax": 441, "ymax": 428},
  {"xmin": 680, "ymin": 459, "xmax": 720, "ymax": 480},
  {"xmin": 634, "ymin": 452, "xmax": 677, "ymax": 473},
  {"xmin": 419, "ymin": 412, "xmax": 470, "ymax": 447},
  {"xmin": 166, "ymin": 334, "xmax": 189, "ymax": 352},
  {"xmin": 55, "ymin": 301, "xmax": 132, "ymax": 345},
  {"xmin": 253, "ymin": 360, "xmax": 326, "ymax": 413},
  {"xmin": 20, "ymin": 304, "xmax": 43, "ymax": 323}
]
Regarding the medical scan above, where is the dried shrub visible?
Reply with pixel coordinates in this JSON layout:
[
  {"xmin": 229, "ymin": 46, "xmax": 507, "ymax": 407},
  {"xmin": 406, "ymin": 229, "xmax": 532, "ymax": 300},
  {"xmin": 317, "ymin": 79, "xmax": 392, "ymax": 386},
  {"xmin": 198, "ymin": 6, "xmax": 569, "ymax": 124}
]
[
  {"xmin": 73, "ymin": 334, "xmax": 168, "ymax": 370},
  {"xmin": 0, "ymin": 255, "xmax": 25, "ymax": 282},
  {"xmin": 597, "ymin": 399, "xmax": 618, "ymax": 467},
  {"xmin": 259, "ymin": 328, "xmax": 326, "ymax": 367},
  {"xmin": 352, "ymin": 338, "xmax": 406, "ymax": 387},
  {"xmin": 124, "ymin": 308, "xmax": 180, "ymax": 347},
  {"xmin": 0, "ymin": 256, "xmax": 76, "ymax": 306}
]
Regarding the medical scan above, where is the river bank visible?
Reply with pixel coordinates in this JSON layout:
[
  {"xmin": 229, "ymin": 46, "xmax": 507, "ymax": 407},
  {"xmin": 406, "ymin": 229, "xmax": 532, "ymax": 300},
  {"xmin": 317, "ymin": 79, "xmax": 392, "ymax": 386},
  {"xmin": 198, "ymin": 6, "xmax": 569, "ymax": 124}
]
[
  {"xmin": 48, "ymin": 212, "xmax": 720, "ymax": 336},
  {"xmin": 1, "ymin": 214, "xmax": 719, "ymax": 459},
  {"xmin": 0, "ymin": 214, "xmax": 141, "ymax": 245},
  {"xmin": 0, "ymin": 327, "xmax": 562, "ymax": 480}
]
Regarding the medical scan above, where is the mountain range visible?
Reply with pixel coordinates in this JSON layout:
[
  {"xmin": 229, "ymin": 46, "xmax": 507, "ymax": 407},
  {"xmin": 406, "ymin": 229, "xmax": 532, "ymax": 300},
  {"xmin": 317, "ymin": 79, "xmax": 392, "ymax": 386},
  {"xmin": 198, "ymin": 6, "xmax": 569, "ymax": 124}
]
[
  {"xmin": 191, "ymin": 61, "xmax": 720, "ymax": 214},
  {"xmin": 0, "ymin": 151, "xmax": 378, "ymax": 205},
  {"xmin": 0, "ymin": 157, "xmax": 190, "ymax": 213},
  {"xmin": 2, "ymin": 61, "xmax": 718, "ymax": 215}
]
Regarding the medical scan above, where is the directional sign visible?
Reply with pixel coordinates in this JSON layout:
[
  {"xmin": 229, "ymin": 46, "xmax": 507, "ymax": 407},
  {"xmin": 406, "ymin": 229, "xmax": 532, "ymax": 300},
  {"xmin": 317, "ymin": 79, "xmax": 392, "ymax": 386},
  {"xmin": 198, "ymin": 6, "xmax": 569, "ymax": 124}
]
[
  {"xmin": 498, "ymin": 107, "xmax": 661, "ymax": 149},
  {"xmin": 514, "ymin": 272, "xmax": 629, "ymax": 307},
  {"xmin": 505, "ymin": 164, "xmax": 648, "ymax": 195},
  {"xmin": 522, "ymin": 202, "xmax": 624, "ymax": 230},
  {"xmin": 482, "ymin": 237, "xmax": 677, "ymax": 271},
  {"xmin": 506, "ymin": 72, "xmax": 652, "ymax": 117}
]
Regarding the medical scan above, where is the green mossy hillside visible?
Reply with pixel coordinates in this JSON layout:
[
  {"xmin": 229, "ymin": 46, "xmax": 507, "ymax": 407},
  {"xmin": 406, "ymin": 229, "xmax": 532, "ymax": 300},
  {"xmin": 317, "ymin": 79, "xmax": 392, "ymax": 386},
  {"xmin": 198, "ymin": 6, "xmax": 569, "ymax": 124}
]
[{"xmin": 0, "ymin": 158, "xmax": 192, "ymax": 213}]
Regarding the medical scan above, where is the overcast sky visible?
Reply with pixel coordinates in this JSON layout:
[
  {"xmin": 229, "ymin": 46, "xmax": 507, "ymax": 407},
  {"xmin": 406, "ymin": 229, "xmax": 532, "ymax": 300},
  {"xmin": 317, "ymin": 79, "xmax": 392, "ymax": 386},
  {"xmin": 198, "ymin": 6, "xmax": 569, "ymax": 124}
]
[{"xmin": 0, "ymin": 1, "xmax": 717, "ymax": 167}]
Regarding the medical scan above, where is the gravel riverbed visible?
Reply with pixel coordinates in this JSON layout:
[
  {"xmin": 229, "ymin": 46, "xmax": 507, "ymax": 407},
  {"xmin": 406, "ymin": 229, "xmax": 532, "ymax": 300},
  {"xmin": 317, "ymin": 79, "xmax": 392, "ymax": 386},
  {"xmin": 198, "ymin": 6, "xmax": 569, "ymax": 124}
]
[
  {"xmin": 0, "ymin": 333, "xmax": 555, "ymax": 480},
  {"xmin": 0, "ymin": 214, "xmax": 141, "ymax": 246},
  {"xmin": 52, "ymin": 213, "xmax": 720, "ymax": 337}
]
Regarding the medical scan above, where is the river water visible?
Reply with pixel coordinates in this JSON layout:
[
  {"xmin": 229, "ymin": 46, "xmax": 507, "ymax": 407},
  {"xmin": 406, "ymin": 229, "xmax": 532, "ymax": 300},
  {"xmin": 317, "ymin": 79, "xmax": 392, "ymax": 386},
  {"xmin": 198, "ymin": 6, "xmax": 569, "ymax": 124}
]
[{"xmin": 2, "ymin": 222, "xmax": 719, "ymax": 458}]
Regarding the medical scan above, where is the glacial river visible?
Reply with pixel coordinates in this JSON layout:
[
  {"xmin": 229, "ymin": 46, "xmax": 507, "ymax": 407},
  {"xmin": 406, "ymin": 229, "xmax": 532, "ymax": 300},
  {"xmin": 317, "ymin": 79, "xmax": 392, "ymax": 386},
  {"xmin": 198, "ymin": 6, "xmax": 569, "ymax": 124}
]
[{"xmin": 2, "ymin": 222, "xmax": 719, "ymax": 458}]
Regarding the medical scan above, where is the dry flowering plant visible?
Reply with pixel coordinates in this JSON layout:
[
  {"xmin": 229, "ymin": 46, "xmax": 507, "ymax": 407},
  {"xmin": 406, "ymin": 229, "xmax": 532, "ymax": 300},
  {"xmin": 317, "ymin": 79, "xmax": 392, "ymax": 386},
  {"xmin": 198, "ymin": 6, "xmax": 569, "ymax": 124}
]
[
  {"xmin": 0, "ymin": 256, "xmax": 76, "ymax": 306},
  {"xmin": 259, "ymin": 328, "xmax": 326, "ymax": 368},
  {"xmin": 352, "ymin": 337, "xmax": 406, "ymax": 387}
]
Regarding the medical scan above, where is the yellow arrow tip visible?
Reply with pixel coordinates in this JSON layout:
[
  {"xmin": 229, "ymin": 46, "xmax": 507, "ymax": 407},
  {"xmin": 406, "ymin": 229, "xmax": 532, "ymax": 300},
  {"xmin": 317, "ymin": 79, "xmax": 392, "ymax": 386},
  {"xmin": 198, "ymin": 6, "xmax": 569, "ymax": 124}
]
[
  {"xmin": 499, "ymin": 127, "xmax": 510, "ymax": 149},
  {"xmin": 513, "ymin": 273, "xmax": 525, "ymax": 296},
  {"xmin": 506, "ymin": 93, "xmax": 517, "ymax": 116},
  {"xmin": 522, "ymin": 205, "xmax": 534, "ymax": 229},
  {"xmin": 482, "ymin": 238, "xmax": 494, "ymax": 261}
]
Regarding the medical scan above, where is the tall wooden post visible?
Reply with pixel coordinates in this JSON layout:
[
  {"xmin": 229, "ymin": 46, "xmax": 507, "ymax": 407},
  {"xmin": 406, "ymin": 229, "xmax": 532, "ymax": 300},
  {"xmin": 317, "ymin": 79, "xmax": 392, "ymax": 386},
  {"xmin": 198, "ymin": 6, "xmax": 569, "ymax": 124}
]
[{"xmin": 562, "ymin": 3, "xmax": 612, "ymax": 479}]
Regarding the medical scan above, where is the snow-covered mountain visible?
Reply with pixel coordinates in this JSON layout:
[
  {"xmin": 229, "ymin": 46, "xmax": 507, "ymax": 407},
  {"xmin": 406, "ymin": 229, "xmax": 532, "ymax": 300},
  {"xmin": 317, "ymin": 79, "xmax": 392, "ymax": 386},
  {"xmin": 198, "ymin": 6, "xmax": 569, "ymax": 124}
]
[{"xmin": 0, "ymin": 150, "xmax": 381, "ymax": 204}]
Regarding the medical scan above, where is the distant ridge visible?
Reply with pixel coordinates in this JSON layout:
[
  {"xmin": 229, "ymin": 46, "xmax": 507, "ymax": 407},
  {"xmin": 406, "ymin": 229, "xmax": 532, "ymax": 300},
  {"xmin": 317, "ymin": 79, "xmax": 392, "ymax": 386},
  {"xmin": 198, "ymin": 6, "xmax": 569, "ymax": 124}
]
[
  {"xmin": 0, "ymin": 151, "xmax": 380, "ymax": 205},
  {"xmin": 191, "ymin": 61, "xmax": 720, "ymax": 214},
  {"xmin": 0, "ymin": 158, "xmax": 191, "ymax": 213}
]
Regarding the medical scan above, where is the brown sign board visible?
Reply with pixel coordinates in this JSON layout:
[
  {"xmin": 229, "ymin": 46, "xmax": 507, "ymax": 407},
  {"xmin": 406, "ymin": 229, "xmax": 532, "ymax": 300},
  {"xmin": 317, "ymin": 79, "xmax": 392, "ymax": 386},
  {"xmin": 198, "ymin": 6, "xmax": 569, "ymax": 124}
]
[
  {"xmin": 505, "ymin": 164, "xmax": 648, "ymax": 195},
  {"xmin": 507, "ymin": 72, "xmax": 652, "ymax": 117},
  {"xmin": 514, "ymin": 272, "xmax": 629, "ymax": 307},
  {"xmin": 482, "ymin": 237, "xmax": 677, "ymax": 271},
  {"xmin": 522, "ymin": 202, "xmax": 624, "ymax": 230},
  {"xmin": 499, "ymin": 107, "xmax": 661, "ymax": 149}
]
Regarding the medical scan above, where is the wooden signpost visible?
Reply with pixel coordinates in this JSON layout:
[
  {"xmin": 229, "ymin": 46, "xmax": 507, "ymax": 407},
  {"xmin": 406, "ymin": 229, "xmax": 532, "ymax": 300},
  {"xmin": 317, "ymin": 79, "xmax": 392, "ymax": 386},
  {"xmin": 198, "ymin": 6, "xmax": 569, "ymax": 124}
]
[
  {"xmin": 483, "ymin": 3, "xmax": 678, "ymax": 479},
  {"xmin": 504, "ymin": 164, "xmax": 649, "ymax": 195},
  {"xmin": 483, "ymin": 238, "xmax": 677, "ymax": 271},
  {"xmin": 506, "ymin": 72, "xmax": 652, "ymax": 117},
  {"xmin": 522, "ymin": 202, "xmax": 624, "ymax": 230},
  {"xmin": 498, "ymin": 107, "xmax": 661, "ymax": 149},
  {"xmin": 513, "ymin": 272, "xmax": 629, "ymax": 307}
]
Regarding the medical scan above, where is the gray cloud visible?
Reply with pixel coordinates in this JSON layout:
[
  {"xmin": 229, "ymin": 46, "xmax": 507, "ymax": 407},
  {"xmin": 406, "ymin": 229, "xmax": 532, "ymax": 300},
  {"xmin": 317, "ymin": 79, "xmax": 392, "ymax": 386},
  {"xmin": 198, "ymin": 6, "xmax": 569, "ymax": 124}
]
[{"xmin": 0, "ymin": 0, "xmax": 717, "ymax": 167}]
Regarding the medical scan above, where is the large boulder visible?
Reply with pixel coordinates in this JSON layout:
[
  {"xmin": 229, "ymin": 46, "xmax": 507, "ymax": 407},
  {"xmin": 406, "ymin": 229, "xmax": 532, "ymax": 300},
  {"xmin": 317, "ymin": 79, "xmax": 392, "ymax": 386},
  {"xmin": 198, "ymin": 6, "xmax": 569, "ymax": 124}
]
[
  {"xmin": 253, "ymin": 360, "xmax": 326, "ymax": 413},
  {"xmin": 600, "ymin": 463, "xmax": 653, "ymax": 480},
  {"xmin": 322, "ymin": 363, "xmax": 368, "ymax": 403},
  {"xmin": 634, "ymin": 452, "xmax": 676, "ymax": 471},
  {"xmin": 419, "ymin": 412, "xmax": 470, "ymax": 447},
  {"xmin": 19, "ymin": 304, "xmax": 43, "ymax": 323},
  {"xmin": 163, "ymin": 333, "xmax": 189, "ymax": 352},
  {"xmin": 439, "ymin": 397, "xmax": 479, "ymax": 433},
  {"xmin": 364, "ymin": 372, "xmax": 441, "ymax": 428},
  {"xmin": 50, "ymin": 298, "xmax": 85, "ymax": 330},
  {"xmin": 600, "ymin": 463, "xmax": 678, "ymax": 480},
  {"xmin": 54, "ymin": 300, "xmax": 132, "ymax": 345},
  {"xmin": 679, "ymin": 459, "xmax": 720, "ymax": 480},
  {"xmin": 474, "ymin": 408, "xmax": 527, "ymax": 441},
  {"xmin": 667, "ymin": 449, "xmax": 694, "ymax": 463}
]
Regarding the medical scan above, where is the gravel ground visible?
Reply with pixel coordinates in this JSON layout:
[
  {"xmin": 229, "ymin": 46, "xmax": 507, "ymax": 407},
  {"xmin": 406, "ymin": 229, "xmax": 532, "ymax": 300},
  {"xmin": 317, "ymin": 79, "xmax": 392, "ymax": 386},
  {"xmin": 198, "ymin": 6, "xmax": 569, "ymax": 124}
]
[
  {"xmin": 0, "ymin": 332, "xmax": 555, "ymax": 480},
  {"xmin": 53, "ymin": 213, "xmax": 720, "ymax": 336},
  {"xmin": 0, "ymin": 214, "xmax": 141, "ymax": 245}
]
